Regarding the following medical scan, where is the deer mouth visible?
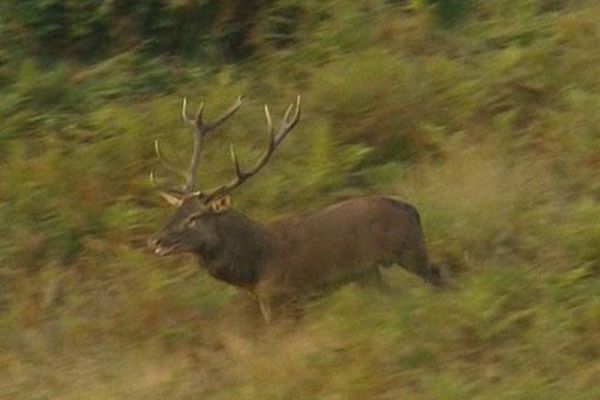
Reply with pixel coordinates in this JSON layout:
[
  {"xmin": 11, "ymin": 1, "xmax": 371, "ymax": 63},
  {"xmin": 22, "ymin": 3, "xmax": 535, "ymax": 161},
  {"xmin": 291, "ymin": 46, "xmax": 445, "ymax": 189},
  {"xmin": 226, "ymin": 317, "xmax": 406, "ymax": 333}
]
[{"xmin": 153, "ymin": 243, "xmax": 181, "ymax": 256}]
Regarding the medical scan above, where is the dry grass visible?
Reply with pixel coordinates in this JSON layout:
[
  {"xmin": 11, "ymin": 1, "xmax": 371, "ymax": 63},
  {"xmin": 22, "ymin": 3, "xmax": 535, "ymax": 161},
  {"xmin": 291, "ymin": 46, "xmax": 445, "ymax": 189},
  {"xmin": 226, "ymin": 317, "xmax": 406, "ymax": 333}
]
[{"xmin": 1, "ymin": 1, "xmax": 600, "ymax": 399}]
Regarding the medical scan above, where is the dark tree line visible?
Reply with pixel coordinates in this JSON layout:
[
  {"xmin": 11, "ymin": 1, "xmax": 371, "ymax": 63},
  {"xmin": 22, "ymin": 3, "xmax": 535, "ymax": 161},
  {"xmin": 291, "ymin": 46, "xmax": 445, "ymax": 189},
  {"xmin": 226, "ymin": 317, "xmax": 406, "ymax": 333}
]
[{"xmin": 0, "ymin": 0, "xmax": 263, "ymax": 62}]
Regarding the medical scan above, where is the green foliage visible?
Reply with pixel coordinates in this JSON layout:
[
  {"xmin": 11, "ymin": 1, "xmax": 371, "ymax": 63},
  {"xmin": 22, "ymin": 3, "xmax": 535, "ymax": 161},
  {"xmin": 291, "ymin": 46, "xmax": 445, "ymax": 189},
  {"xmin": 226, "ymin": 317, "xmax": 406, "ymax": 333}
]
[
  {"xmin": 14, "ymin": 60, "xmax": 82, "ymax": 111},
  {"xmin": 414, "ymin": 0, "xmax": 473, "ymax": 27},
  {"xmin": 1, "ymin": 0, "xmax": 260, "ymax": 62},
  {"xmin": 1, "ymin": 0, "xmax": 600, "ymax": 399}
]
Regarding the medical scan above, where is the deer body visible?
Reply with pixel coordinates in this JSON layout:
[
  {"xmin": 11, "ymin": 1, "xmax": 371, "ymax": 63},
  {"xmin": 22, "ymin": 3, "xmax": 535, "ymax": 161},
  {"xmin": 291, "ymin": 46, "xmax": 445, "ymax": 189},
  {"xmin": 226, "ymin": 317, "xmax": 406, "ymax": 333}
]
[
  {"xmin": 263, "ymin": 196, "xmax": 433, "ymax": 290},
  {"xmin": 153, "ymin": 195, "xmax": 440, "ymax": 321},
  {"xmin": 148, "ymin": 95, "xmax": 440, "ymax": 322}
]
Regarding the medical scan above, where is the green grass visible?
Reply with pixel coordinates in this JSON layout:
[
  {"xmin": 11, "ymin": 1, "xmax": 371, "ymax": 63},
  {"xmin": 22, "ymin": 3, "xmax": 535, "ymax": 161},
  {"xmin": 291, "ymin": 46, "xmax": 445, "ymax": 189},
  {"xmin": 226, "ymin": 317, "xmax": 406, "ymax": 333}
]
[{"xmin": 0, "ymin": 0, "xmax": 599, "ymax": 398}]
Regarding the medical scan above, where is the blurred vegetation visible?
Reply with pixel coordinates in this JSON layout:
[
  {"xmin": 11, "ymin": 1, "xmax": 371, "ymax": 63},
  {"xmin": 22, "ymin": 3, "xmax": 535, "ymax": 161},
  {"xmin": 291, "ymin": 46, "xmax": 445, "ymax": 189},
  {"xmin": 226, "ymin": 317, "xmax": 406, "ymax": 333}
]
[{"xmin": 1, "ymin": 0, "xmax": 599, "ymax": 399}]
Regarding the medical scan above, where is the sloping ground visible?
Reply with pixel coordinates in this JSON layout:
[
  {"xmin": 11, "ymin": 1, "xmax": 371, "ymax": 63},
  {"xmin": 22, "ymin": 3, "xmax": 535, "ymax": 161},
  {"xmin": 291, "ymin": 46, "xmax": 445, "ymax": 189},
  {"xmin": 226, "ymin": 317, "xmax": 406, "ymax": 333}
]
[{"xmin": 0, "ymin": 1, "xmax": 599, "ymax": 399}]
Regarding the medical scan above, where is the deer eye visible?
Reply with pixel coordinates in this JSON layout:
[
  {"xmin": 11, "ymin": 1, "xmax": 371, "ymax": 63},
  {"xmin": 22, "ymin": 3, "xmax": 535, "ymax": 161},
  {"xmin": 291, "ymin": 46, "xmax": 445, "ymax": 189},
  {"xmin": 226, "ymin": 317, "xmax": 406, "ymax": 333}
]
[{"xmin": 186, "ymin": 215, "xmax": 201, "ymax": 227}]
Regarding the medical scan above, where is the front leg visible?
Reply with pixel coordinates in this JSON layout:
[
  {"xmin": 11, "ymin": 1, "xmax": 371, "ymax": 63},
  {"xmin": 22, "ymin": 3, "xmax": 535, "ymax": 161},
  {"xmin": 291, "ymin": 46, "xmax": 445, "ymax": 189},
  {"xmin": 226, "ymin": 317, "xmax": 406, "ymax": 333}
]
[
  {"xmin": 242, "ymin": 288, "xmax": 271, "ymax": 323},
  {"xmin": 254, "ymin": 281, "xmax": 292, "ymax": 323},
  {"xmin": 258, "ymin": 296, "xmax": 272, "ymax": 324}
]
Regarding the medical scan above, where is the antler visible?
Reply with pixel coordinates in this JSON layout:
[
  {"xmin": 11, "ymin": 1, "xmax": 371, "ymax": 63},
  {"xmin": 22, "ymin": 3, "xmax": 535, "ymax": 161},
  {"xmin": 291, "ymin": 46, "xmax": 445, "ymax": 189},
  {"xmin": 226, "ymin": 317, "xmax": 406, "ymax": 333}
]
[
  {"xmin": 198, "ymin": 95, "xmax": 301, "ymax": 202},
  {"xmin": 182, "ymin": 95, "xmax": 244, "ymax": 192},
  {"xmin": 153, "ymin": 95, "xmax": 244, "ymax": 193}
]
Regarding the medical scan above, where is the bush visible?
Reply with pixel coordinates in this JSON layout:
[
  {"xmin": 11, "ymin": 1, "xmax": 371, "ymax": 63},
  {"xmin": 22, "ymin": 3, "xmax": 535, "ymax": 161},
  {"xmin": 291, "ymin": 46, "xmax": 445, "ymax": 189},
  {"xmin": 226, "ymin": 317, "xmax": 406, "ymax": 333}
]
[
  {"xmin": 396, "ymin": 135, "xmax": 561, "ymax": 270},
  {"xmin": 0, "ymin": 1, "xmax": 599, "ymax": 399}
]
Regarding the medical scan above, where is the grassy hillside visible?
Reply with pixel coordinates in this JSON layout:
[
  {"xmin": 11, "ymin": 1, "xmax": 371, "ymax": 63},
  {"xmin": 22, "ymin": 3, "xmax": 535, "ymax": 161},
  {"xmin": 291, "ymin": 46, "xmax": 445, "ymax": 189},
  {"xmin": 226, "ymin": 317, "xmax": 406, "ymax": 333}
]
[{"xmin": 0, "ymin": 1, "xmax": 599, "ymax": 399}]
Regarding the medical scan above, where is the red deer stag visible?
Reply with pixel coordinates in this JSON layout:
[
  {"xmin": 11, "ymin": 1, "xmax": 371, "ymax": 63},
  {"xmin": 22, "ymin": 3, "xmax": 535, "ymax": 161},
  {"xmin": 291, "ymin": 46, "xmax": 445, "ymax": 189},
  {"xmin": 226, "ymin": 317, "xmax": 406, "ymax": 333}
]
[{"xmin": 149, "ymin": 95, "xmax": 442, "ymax": 322}]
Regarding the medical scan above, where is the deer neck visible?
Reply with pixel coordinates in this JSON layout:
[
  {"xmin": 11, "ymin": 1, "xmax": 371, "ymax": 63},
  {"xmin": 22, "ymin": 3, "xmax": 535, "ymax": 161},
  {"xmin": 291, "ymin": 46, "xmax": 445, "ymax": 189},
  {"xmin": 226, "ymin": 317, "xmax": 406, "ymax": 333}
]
[{"xmin": 196, "ymin": 210, "xmax": 272, "ymax": 288}]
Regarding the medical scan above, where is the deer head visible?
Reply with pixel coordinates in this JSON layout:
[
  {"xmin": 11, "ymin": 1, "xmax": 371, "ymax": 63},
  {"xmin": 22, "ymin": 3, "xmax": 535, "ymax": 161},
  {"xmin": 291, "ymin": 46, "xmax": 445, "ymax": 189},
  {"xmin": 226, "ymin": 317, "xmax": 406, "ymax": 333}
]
[{"xmin": 149, "ymin": 95, "xmax": 301, "ymax": 257}]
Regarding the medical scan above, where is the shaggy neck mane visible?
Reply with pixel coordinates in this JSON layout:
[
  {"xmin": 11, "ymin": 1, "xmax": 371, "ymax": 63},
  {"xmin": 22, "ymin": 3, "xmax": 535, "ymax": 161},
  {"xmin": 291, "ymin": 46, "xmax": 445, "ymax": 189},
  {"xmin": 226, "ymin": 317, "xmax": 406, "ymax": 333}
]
[{"xmin": 195, "ymin": 210, "xmax": 271, "ymax": 288}]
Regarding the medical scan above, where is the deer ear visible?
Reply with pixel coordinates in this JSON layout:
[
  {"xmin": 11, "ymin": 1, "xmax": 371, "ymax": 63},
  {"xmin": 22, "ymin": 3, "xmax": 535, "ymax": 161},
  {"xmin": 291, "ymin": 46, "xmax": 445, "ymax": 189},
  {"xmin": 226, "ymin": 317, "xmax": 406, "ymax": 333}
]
[
  {"xmin": 160, "ymin": 192, "xmax": 183, "ymax": 206},
  {"xmin": 210, "ymin": 195, "xmax": 232, "ymax": 213}
]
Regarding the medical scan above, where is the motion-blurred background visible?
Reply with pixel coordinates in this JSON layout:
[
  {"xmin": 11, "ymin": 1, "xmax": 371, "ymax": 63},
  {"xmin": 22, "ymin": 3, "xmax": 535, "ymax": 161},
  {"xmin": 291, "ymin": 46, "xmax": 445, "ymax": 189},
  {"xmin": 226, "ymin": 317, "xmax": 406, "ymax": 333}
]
[{"xmin": 0, "ymin": 1, "xmax": 599, "ymax": 399}]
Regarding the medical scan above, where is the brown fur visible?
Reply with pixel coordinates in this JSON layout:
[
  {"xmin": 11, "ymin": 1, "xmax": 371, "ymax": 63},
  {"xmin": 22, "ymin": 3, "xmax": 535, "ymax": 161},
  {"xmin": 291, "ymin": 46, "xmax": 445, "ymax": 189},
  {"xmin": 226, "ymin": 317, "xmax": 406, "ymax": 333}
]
[{"xmin": 151, "ymin": 195, "xmax": 441, "ymax": 322}]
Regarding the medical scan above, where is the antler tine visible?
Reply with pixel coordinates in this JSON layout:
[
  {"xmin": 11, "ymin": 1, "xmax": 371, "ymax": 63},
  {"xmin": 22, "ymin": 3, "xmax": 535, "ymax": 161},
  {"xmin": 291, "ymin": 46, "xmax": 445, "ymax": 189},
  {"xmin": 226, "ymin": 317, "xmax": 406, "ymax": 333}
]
[
  {"xmin": 275, "ymin": 95, "xmax": 301, "ymax": 146},
  {"xmin": 200, "ymin": 95, "xmax": 301, "ymax": 201},
  {"xmin": 264, "ymin": 104, "xmax": 274, "ymax": 136},
  {"xmin": 185, "ymin": 95, "xmax": 245, "ymax": 192},
  {"xmin": 150, "ymin": 169, "xmax": 187, "ymax": 207},
  {"xmin": 154, "ymin": 140, "xmax": 191, "ymax": 182},
  {"xmin": 207, "ymin": 95, "xmax": 244, "ymax": 131},
  {"xmin": 230, "ymin": 145, "xmax": 243, "ymax": 177},
  {"xmin": 182, "ymin": 97, "xmax": 192, "ymax": 124},
  {"xmin": 150, "ymin": 168, "xmax": 158, "ymax": 185},
  {"xmin": 182, "ymin": 97, "xmax": 206, "ymax": 126}
]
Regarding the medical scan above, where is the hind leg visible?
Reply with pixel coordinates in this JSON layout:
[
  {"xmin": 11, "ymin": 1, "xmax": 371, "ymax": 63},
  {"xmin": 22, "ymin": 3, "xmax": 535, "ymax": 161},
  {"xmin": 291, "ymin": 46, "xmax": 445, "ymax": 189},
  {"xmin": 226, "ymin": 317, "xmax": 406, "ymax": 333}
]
[
  {"xmin": 394, "ymin": 243, "xmax": 442, "ymax": 287},
  {"xmin": 356, "ymin": 267, "xmax": 386, "ymax": 289}
]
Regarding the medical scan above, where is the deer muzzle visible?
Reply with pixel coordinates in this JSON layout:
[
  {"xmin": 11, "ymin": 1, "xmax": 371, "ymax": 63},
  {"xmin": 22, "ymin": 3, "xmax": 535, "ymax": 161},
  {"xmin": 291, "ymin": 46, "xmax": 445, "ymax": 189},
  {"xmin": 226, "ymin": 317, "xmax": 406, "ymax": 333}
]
[{"xmin": 148, "ymin": 236, "xmax": 181, "ymax": 257}]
